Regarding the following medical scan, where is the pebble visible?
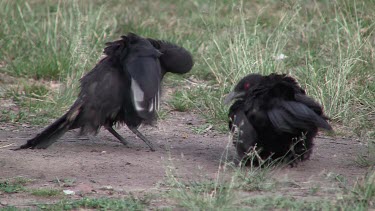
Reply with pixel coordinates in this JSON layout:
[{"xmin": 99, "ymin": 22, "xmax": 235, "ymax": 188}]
[
  {"xmin": 100, "ymin": 185, "xmax": 113, "ymax": 191},
  {"xmin": 63, "ymin": 190, "xmax": 75, "ymax": 195}
]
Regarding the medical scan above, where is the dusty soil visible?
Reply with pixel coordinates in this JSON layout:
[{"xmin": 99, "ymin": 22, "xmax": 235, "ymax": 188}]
[{"xmin": 0, "ymin": 110, "xmax": 370, "ymax": 208}]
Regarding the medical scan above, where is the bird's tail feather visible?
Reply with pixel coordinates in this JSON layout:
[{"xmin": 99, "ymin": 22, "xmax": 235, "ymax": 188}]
[{"xmin": 17, "ymin": 113, "xmax": 73, "ymax": 149}]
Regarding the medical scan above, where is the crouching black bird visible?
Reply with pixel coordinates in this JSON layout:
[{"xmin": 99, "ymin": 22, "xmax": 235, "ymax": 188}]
[
  {"xmin": 224, "ymin": 73, "xmax": 332, "ymax": 166},
  {"xmin": 17, "ymin": 33, "xmax": 193, "ymax": 150}
]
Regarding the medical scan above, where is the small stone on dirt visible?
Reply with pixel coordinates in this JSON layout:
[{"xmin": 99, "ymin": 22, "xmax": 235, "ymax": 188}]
[
  {"xmin": 100, "ymin": 185, "xmax": 113, "ymax": 191},
  {"xmin": 21, "ymin": 124, "xmax": 31, "ymax": 128},
  {"xmin": 63, "ymin": 190, "xmax": 75, "ymax": 195}
]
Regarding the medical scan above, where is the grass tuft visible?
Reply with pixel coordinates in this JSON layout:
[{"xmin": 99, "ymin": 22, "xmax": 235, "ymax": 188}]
[
  {"xmin": 40, "ymin": 196, "xmax": 149, "ymax": 211},
  {"xmin": 0, "ymin": 177, "xmax": 29, "ymax": 193},
  {"xmin": 30, "ymin": 188, "xmax": 61, "ymax": 197},
  {"xmin": 349, "ymin": 171, "xmax": 375, "ymax": 208}
]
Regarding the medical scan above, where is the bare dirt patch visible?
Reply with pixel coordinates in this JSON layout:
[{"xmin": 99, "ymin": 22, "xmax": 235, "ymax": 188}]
[{"xmin": 0, "ymin": 111, "xmax": 369, "ymax": 208}]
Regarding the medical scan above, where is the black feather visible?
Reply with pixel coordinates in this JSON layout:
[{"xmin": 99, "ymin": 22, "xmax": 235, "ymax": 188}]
[{"xmin": 227, "ymin": 73, "xmax": 332, "ymax": 166}]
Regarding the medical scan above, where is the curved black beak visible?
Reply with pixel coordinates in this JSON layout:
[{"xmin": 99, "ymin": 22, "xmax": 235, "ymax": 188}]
[{"xmin": 223, "ymin": 91, "xmax": 245, "ymax": 105}]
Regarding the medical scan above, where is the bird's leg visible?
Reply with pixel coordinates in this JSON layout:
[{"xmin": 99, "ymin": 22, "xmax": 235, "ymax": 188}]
[
  {"xmin": 128, "ymin": 127, "xmax": 155, "ymax": 151},
  {"xmin": 105, "ymin": 126, "xmax": 129, "ymax": 146}
]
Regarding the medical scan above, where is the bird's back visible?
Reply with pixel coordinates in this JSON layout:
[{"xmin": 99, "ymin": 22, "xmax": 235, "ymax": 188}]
[
  {"xmin": 70, "ymin": 57, "xmax": 130, "ymax": 133},
  {"xmin": 243, "ymin": 74, "xmax": 326, "ymax": 131}
]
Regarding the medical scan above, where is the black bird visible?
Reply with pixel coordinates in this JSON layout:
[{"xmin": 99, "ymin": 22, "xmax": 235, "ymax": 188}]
[
  {"xmin": 224, "ymin": 73, "xmax": 332, "ymax": 166},
  {"xmin": 17, "ymin": 33, "xmax": 193, "ymax": 150}
]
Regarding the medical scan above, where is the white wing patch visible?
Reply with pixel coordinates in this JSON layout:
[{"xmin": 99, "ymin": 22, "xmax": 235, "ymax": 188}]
[
  {"xmin": 155, "ymin": 89, "xmax": 160, "ymax": 111},
  {"xmin": 131, "ymin": 78, "xmax": 160, "ymax": 114},
  {"xmin": 231, "ymin": 114, "xmax": 244, "ymax": 144},
  {"xmin": 131, "ymin": 79, "xmax": 145, "ymax": 111},
  {"xmin": 149, "ymin": 89, "xmax": 160, "ymax": 112},
  {"xmin": 148, "ymin": 101, "xmax": 154, "ymax": 112}
]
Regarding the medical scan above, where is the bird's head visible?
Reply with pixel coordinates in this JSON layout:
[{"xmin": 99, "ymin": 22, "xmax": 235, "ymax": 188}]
[{"xmin": 224, "ymin": 74, "xmax": 263, "ymax": 105}]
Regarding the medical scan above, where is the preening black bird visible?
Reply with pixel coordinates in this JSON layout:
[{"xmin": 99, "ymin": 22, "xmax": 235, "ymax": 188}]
[
  {"xmin": 224, "ymin": 73, "xmax": 332, "ymax": 166},
  {"xmin": 17, "ymin": 33, "xmax": 193, "ymax": 151}
]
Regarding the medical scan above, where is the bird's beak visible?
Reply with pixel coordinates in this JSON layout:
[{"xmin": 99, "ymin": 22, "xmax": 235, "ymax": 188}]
[{"xmin": 223, "ymin": 91, "xmax": 245, "ymax": 105}]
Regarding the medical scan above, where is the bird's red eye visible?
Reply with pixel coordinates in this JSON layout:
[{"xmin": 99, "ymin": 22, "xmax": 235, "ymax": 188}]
[{"xmin": 244, "ymin": 82, "xmax": 250, "ymax": 90}]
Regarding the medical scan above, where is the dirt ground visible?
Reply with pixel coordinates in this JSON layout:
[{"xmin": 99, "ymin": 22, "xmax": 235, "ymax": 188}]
[{"xmin": 0, "ymin": 110, "xmax": 370, "ymax": 208}]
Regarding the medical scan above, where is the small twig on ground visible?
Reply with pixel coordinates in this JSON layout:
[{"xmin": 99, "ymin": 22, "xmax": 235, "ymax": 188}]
[{"xmin": 327, "ymin": 141, "xmax": 349, "ymax": 145}]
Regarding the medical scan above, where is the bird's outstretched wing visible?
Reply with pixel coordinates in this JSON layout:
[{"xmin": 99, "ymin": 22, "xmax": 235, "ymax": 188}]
[{"xmin": 123, "ymin": 34, "xmax": 162, "ymax": 120}]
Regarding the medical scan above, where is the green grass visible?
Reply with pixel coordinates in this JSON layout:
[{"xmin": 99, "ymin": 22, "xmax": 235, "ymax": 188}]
[
  {"xmin": 0, "ymin": 206, "xmax": 20, "ymax": 211},
  {"xmin": 242, "ymin": 196, "xmax": 333, "ymax": 210},
  {"xmin": 169, "ymin": 90, "xmax": 194, "ymax": 112},
  {"xmin": 167, "ymin": 177, "xmax": 236, "ymax": 210},
  {"xmin": 0, "ymin": 0, "xmax": 117, "ymax": 124},
  {"xmin": 350, "ymin": 171, "xmax": 375, "ymax": 207},
  {"xmin": 164, "ymin": 161, "xmax": 375, "ymax": 210},
  {"xmin": 233, "ymin": 164, "xmax": 277, "ymax": 192},
  {"xmin": 0, "ymin": 177, "xmax": 29, "ymax": 193},
  {"xmin": 356, "ymin": 139, "xmax": 375, "ymax": 167},
  {"xmin": 30, "ymin": 188, "xmax": 61, "ymax": 197},
  {"xmin": 52, "ymin": 178, "xmax": 76, "ymax": 187},
  {"xmin": 190, "ymin": 123, "xmax": 213, "ymax": 134},
  {"xmin": 0, "ymin": 0, "xmax": 373, "ymax": 131},
  {"xmin": 164, "ymin": 153, "xmax": 276, "ymax": 210},
  {"xmin": 38, "ymin": 196, "xmax": 148, "ymax": 211},
  {"xmin": 196, "ymin": 0, "xmax": 374, "ymax": 133}
]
